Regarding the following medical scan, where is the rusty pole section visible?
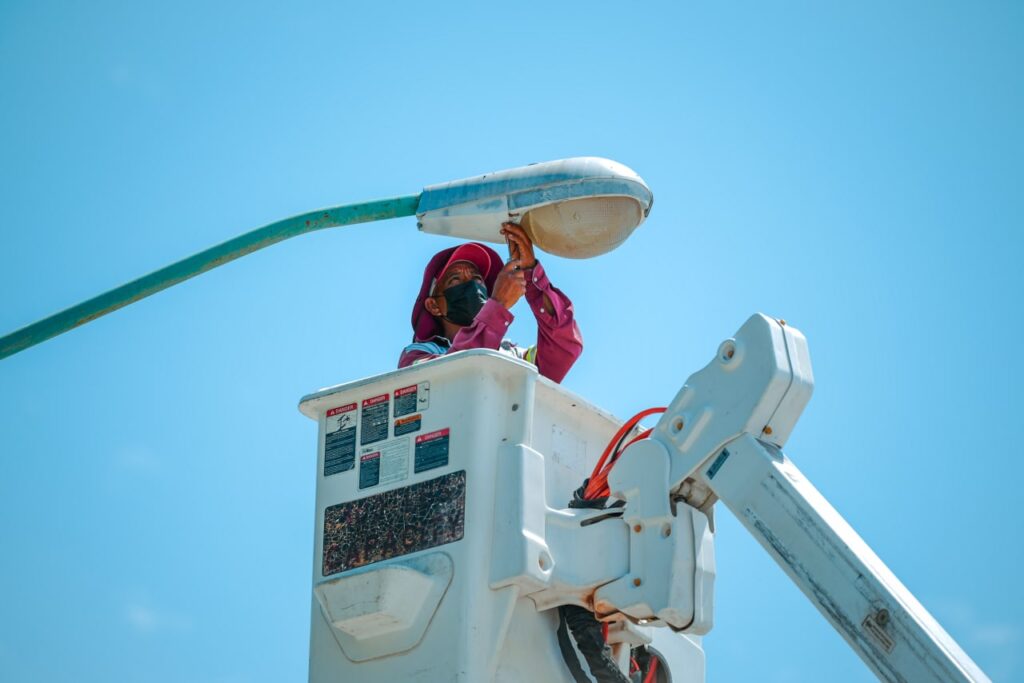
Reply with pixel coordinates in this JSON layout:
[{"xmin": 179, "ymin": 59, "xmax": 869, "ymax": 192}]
[{"xmin": 0, "ymin": 194, "xmax": 421, "ymax": 360}]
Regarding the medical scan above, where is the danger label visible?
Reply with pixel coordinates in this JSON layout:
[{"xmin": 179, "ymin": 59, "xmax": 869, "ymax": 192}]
[
  {"xmin": 360, "ymin": 393, "xmax": 390, "ymax": 445},
  {"xmin": 358, "ymin": 438, "xmax": 410, "ymax": 490},
  {"xmin": 394, "ymin": 382, "xmax": 430, "ymax": 417},
  {"xmin": 415, "ymin": 428, "xmax": 450, "ymax": 473},
  {"xmin": 358, "ymin": 451, "xmax": 380, "ymax": 489},
  {"xmin": 394, "ymin": 413, "xmax": 422, "ymax": 437},
  {"xmin": 324, "ymin": 403, "xmax": 357, "ymax": 477}
]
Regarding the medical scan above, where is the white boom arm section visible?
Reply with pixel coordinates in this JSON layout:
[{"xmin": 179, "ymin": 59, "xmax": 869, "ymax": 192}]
[{"xmin": 607, "ymin": 314, "xmax": 989, "ymax": 682}]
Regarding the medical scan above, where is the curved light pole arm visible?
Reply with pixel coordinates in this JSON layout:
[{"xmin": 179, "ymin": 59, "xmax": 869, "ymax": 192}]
[{"xmin": 0, "ymin": 194, "xmax": 421, "ymax": 360}]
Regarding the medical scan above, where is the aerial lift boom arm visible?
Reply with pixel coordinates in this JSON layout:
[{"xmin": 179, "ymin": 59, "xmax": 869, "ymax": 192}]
[{"xmin": 604, "ymin": 314, "xmax": 989, "ymax": 682}]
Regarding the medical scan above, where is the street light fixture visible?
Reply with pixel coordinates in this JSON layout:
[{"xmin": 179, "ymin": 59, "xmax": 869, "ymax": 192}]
[
  {"xmin": 417, "ymin": 157, "xmax": 652, "ymax": 258},
  {"xmin": 0, "ymin": 157, "xmax": 652, "ymax": 360}
]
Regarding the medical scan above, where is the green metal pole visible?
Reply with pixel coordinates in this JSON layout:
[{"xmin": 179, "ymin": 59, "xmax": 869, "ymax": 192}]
[{"xmin": 0, "ymin": 194, "xmax": 421, "ymax": 360}]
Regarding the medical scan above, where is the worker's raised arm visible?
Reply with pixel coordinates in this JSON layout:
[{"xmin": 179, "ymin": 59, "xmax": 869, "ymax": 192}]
[
  {"xmin": 524, "ymin": 261, "xmax": 582, "ymax": 383},
  {"xmin": 502, "ymin": 222, "xmax": 582, "ymax": 383}
]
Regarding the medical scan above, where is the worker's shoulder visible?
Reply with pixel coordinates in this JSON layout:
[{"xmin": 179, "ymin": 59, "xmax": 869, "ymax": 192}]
[{"xmin": 403, "ymin": 340, "xmax": 449, "ymax": 355}]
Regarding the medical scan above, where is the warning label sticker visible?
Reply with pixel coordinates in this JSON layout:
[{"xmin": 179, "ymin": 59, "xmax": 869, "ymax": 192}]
[
  {"xmin": 394, "ymin": 413, "xmax": 422, "ymax": 437},
  {"xmin": 415, "ymin": 428, "xmax": 450, "ymax": 473},
  {"xmin": 358, "ymin": 451, "xmax": 380, "ymax": 489},
  {"xmin": 360, "ymin": 393, "xmax": 390, "ymax": 445},
  {"xmin": 394, "ymin": 382, "xmax": 430, "ymax": 417},
  {"xmin": 324, "ymin": 403, "xmax": 357, "ymax": 477},
  {"xmin": 358, "ymin": 438, "xmax": 410, "ymax": 490}
]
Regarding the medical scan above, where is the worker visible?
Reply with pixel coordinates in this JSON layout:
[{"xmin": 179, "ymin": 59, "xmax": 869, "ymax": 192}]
[{"xmin": 399, "ymin": 222, "xmax": 583, "ymax": 383}]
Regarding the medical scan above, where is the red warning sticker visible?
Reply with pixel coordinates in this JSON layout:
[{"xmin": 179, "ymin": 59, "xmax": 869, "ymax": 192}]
[
  {"xmin": 416, "ymin": 428, "xmax": 449, "ymax": 443},
  {"xmin": 327, "ymin": 403, "xmax": 357, "ymax": 418},
  {"xmin": 324, "ymin": 403, "xmax": 358, "ymax": 477},
  {"xmin": 394, "ymin": 382, "xmax": 430, "ymax": 417},
  {"xmin": 361, "ymin": 393, "xmax": 390, "ymax": 445},
  {"xmin": 415, "ymin": 428, "xmax": 450, "ymax": 473},
  {"xmin": 359, "ymin": 451, "xmax": 381, "ymax": 488}
]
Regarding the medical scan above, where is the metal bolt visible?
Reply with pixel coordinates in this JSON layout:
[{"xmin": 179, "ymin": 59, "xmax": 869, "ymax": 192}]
[
  {"xmin": 633, "ymin": 578, "xmax": 642, "ymax": 587},
  {"xmin": 633, "ymin": 524, "xmax": 643, "ymax": 533},
  {"xmin": 876, "ymin": 608, "xmax": 890, "ymax": 627},
  {"xmin": 511, "ymin": 403, "xmax": 519, "ymax": 412},
  {"xmin": 763, "ymin": 425, "xmax": 773, "ymax": 436}
]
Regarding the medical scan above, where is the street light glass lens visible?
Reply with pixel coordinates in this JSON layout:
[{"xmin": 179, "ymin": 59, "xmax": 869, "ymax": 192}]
[{"xmin": 521, "ymin": 196, "xmax": 643, "ymax": 259}]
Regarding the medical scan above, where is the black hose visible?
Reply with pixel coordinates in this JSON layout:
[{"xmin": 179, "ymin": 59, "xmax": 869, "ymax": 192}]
[{"xmin": 557, "ymin": 605, "xmax": 632, "ymax": 683}]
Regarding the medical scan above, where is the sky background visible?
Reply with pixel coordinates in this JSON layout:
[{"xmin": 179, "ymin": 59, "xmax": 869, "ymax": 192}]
[{"xmin": 1, "ymin": 2, "xmax": 1022, "ymax": 681}]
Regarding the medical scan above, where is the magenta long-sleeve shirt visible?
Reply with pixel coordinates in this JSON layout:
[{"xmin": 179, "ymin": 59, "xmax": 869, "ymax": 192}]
[{"xmin": 398, "ymin": 261, "xmax": 583, "ymax": 383}]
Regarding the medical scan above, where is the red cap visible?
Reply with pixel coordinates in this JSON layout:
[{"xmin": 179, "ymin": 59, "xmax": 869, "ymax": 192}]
[
  {"xmin": 431, "ymin": 243, "xmax": 495, "ymax": 294},
  {"xmin": 411, "ymin": 242, "xmax": 503, "ymax": 342}
]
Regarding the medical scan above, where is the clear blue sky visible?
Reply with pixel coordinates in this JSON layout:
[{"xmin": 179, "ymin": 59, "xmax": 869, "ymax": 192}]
[{"xmin": 1, "ymin": 2, "xmax": 1021, "ymax": 681}]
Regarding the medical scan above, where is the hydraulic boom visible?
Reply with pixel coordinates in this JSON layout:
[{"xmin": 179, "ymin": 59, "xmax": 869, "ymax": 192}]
[{"xmin": 606, "ymin": 314, "xmax": 989, "ymax": 682}]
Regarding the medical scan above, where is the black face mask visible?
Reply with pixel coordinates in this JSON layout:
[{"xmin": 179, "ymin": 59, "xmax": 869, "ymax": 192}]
[{"xmin": 440, "ymin": 280, "xmax": 488, "ymax": 327}]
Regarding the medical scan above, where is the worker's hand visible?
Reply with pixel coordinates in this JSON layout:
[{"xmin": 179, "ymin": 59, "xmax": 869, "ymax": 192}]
[
  {"xmin": 491, "ymin": 259, "xmax": 527, "ymax": 310},
  {"xmin": 501, "ymin": 223, "xmax": 537, "ymax": 269}
]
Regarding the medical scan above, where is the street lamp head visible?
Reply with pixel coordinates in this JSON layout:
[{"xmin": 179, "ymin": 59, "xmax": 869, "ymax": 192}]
[{"xmin": 416, "ymin": 157, "xmax": 653, "ymax": 259}]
